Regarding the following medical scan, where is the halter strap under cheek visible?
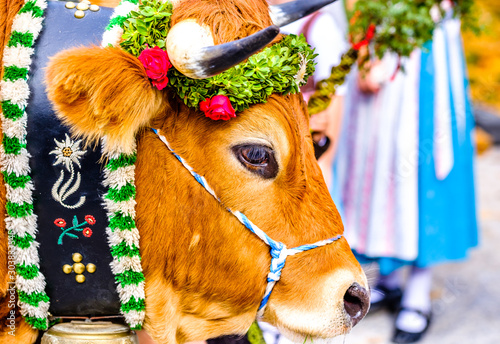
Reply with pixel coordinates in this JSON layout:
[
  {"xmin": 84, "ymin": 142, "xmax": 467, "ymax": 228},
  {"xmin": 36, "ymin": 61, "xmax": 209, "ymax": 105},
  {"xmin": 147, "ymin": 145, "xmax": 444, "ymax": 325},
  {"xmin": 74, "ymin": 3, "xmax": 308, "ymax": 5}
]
[{"xmin": 152, "ymin": 128, "xmax": 342, "ymax": 318}]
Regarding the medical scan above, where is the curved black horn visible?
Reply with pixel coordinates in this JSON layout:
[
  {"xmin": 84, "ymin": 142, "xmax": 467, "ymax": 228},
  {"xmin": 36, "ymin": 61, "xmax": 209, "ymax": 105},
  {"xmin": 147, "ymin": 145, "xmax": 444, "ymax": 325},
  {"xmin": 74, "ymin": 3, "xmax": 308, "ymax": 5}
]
[
  {"xmin": 167, "ymin": 24, "xmax": 280, "ymax": 79},
  {"xmin": 269, "ymin": 0, "xmax": 338, "ymax": 27}
]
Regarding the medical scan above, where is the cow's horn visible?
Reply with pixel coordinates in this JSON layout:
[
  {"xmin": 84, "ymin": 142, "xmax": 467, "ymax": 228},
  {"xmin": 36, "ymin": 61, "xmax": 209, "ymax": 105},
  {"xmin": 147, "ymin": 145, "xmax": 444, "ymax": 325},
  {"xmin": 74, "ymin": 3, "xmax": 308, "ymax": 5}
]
[
  {"xmin": 166, "ymin": 20, "xmax": 280, "ymax": 79},
  {"xmin": 269, "ymin": 0, "xmax": 337, "ymax": 27}
]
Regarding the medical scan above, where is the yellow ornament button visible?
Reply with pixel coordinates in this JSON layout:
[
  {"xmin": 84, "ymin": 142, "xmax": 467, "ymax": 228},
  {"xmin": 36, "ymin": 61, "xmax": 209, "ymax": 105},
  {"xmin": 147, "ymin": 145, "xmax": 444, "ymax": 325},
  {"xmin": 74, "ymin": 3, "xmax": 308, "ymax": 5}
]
[
  {"xmin": 72, "ymin": 252, "xmax": 83, "ymax": 263},
  {"xmin": 86, "ymin": 263, "xmax": 97, "ymax": 274},
  {"xmin": 76, "ymin": 2, "xmax": 89, "ymax": 10},
  {"xmin": 62, "ymin": 264, "xmax": 73, "ymax": 274},
  {"xmin": 73, "ymin": 262, "xmax": 85, "ymax": 275}
]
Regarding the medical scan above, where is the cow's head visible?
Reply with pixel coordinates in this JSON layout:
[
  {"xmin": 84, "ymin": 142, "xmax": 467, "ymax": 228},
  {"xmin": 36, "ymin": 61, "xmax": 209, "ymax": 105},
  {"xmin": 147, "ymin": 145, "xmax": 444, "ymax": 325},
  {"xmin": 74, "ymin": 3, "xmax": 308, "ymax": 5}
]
[{"xmin": 45, "ymin": 0, "xmax": 369, "ymax": 343}]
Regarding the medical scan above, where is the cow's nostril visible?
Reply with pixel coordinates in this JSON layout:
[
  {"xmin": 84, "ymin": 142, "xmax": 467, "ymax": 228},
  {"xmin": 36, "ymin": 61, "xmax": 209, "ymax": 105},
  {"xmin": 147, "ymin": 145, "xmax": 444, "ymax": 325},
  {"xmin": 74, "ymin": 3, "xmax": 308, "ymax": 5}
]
[{"xmin": 343, "ymin": 282, "xmax": 370, "ymax": 327}]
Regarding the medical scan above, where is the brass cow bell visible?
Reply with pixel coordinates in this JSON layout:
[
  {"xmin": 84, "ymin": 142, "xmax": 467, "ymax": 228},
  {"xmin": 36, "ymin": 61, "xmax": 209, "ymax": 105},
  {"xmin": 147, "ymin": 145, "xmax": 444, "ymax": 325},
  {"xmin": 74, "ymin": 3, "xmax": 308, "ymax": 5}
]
[{"xmin": 41, "ymin": 321, "xmax": 138, "ymax": 343}]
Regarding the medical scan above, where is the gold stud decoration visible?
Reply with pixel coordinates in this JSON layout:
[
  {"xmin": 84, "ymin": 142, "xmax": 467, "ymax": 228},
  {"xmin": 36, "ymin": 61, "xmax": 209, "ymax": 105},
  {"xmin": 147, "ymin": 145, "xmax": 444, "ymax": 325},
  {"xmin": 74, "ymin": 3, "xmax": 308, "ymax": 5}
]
[
  {"xmin": 74, "ymin": 9, "xmax": 85, "ymax": 18},
  {"xmin": 86, "ymin": 263, "xmax": 97, "ymax": 274},
  {"xmin": 73, "ymin": 262, "xmax": 85, "ymax": 274},
  {"xmin": 75, "ymin": 275, "xmax": 86, "ymax": 284},
  {"xmin": 63, "ymin": 253, "xmax": 96, "ymax": 284},
  {"xmin": 72, "ymin": 253, "xmax": 83, "ymax": 263},
  {"xmin": 66, "ymin": 0, "xmax": 100, "ymax": 19},
  {"xmin": 62, "ymin": 264, "xmax": 73, "ymax": 274},
  {"xmin": 76, "ymin": 2, "xmax": 89, "ymax": 10}
]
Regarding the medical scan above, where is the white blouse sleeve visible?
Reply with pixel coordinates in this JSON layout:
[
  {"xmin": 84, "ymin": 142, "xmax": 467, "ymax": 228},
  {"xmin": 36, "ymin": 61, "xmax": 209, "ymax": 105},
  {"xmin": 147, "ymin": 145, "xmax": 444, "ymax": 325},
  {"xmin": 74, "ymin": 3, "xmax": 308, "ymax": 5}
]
[{"xmin": 308, "ymin": 12, "xmax": 350, "ymax": 96}]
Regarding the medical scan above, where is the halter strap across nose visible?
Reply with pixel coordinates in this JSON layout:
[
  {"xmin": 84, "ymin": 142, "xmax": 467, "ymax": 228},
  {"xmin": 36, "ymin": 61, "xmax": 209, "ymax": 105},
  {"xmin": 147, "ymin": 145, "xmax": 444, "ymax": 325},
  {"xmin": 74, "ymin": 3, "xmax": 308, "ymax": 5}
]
[{"xmin": 152, "ymin": 128, "xmax": 342, "ymax": 318}]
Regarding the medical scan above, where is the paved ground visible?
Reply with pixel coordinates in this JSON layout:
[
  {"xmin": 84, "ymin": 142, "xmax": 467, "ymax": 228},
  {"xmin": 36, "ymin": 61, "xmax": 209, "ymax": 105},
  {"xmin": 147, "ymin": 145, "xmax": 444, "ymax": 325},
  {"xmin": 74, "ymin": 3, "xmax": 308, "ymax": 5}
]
[{"xmin": 330, "ymin": 147, "xmax": 500, "ymax": 344}]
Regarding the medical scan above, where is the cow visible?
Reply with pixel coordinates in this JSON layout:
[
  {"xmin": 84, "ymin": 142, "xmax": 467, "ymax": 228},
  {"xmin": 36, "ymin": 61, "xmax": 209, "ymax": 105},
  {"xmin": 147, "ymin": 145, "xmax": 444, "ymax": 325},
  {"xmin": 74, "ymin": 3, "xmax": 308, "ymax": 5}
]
[{"xmin": 0, "ymin": 0, "xmax": 369, "ymax": 343}]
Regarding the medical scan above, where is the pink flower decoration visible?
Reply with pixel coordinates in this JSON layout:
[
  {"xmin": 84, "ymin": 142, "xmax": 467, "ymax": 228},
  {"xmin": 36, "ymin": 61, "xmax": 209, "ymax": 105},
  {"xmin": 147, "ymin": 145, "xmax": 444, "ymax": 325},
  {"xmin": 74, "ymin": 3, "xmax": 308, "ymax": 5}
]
[
  {"xmin": 138, "ymin": 46, "xmax": 172, "ymax": 90},
  {"xmin": 200, "ymin": 95, "xmax": 236, "ymax": 121}
]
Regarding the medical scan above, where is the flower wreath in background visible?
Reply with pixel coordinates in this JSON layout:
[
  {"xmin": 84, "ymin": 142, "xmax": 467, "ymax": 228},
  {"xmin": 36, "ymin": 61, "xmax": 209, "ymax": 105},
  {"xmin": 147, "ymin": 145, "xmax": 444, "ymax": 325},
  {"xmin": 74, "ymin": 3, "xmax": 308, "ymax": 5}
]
[
  {"xmin": 104, "ymin": 0, "xmax": 317, "ymax": 121},
  {"xmin": 307, "ymin": 0, "xmax": 479, "ymax": 115}
]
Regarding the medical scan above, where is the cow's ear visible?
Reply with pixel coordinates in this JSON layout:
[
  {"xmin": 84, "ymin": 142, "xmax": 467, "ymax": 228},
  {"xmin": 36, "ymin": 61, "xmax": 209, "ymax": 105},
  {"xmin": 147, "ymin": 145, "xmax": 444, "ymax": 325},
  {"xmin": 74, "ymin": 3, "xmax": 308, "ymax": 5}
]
[{"xmin": 46, "ymin": 46, "xmax": 167, "ymax": 154}]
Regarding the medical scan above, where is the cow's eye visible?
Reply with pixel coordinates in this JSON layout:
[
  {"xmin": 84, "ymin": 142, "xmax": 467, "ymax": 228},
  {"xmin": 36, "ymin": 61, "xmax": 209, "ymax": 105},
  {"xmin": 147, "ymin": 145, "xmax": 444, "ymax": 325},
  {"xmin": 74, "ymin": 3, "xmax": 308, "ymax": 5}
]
[{"xmin": 232, "ymin": 145, "xmax": 278, "ymax": 179}]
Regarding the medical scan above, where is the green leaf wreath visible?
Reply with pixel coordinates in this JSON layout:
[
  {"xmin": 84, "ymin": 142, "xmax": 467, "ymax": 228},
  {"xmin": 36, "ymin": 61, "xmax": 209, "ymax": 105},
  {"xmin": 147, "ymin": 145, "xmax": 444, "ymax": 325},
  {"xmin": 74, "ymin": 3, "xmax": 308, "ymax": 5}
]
[
  {"xmin": 120, "ymin": 0, "xmax": 173, "ymax": 55},
  {"xmin": 118, "ymin": 0, "xmax": 317, "ymax": 114},
  {"xmin": 169, "ymin": 34, "xmax": 317, "ymax": 113},
  {"xmin": 347, "ymin": 0, "xmax": 479, "ymax": 60}
]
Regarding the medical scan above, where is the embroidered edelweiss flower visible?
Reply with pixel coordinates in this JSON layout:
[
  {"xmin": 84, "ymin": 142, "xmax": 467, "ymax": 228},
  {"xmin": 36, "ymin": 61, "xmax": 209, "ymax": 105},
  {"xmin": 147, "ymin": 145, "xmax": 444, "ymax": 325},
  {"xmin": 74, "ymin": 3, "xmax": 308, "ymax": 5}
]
[
  {"xmin": 49, "ymin": 134, "xmax": 87, "ymax": 171},
  {"xmin": 294, "ymin": 52, "xmax": 309, "ymax": 86}
]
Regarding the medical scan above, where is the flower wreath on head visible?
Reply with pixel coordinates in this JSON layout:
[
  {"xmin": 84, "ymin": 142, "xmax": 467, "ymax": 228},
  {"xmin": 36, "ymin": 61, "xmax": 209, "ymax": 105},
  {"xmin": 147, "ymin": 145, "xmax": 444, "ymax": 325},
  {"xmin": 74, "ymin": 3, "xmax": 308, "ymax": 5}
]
[{"xmin": 103, "ymin": 0, "xmax": 317, "ymax": 121}]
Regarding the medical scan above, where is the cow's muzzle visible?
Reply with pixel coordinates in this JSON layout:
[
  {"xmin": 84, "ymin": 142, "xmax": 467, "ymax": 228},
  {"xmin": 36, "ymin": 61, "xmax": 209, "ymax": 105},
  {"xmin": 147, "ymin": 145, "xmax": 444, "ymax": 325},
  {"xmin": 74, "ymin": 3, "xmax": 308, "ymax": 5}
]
[{"xmin": 343, "ymin": 282, "xmax": 370, "ymax": 327}]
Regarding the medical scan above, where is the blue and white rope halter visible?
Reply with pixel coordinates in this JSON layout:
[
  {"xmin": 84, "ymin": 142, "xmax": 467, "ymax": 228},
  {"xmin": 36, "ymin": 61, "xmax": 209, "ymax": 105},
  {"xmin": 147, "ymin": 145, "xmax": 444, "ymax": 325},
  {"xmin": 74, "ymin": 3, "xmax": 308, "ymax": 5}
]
[{"xmin": 152, "ymin": 128, "xmax": 343, "ymax": 318}]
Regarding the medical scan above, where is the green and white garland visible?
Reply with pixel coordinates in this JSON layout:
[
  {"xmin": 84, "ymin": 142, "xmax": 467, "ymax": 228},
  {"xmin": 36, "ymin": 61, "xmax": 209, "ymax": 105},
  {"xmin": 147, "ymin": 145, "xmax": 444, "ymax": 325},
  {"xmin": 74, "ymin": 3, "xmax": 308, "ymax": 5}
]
[
  {"xmin": 0, "ymin": 0, "xmax": 146, "ymax": 331},
  {"xmin": 102, "ymin": 143, "xmax": 145, "ymax": 330},
  {"xmin": 0, "ymin": 0, "xmax": 49, "ymax": 331},
  {"xmin": 102, "ymin": 0, "xmax": 145, "ymax": 330},
  {"xmin": 102, "ymin": 0, "xmax": 139, "ymax": 49}
]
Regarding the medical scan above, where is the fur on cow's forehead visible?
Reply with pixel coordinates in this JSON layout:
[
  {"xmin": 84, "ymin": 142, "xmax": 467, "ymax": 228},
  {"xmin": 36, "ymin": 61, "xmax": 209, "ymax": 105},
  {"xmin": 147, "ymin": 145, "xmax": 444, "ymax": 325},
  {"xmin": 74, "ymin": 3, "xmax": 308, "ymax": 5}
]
[{"xmin": 172, "ymin": 0, "xmax": 274, "ymax": 43}]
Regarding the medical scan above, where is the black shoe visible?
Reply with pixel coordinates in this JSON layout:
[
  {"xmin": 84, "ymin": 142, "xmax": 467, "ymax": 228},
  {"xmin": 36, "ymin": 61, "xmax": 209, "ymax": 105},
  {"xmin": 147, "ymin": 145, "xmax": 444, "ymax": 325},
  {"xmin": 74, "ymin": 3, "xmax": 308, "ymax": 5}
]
[
  {"xmin": 392, "ymin": 307, "xmax": 432, "ymax": 343},
  {"xmin": 369, "ymin": 285, "xmax": 403, "ymax": 313}
]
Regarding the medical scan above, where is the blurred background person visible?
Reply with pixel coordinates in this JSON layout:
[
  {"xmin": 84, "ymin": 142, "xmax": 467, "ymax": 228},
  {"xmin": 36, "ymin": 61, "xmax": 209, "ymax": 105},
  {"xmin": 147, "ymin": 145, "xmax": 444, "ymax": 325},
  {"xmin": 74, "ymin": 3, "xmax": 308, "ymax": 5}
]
[
  {"xmin": 259, "ymin": 1, "xmax": 350, "ymax": 343},
  {"xmin": 335, "ymin": 1, "xmax": 479, "ymax": 343}
]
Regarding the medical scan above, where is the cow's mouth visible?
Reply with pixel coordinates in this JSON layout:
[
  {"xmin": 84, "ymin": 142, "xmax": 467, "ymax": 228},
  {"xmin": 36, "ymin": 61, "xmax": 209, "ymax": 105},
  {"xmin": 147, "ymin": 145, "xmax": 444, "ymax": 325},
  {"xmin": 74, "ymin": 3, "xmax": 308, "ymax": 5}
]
[
  {"xmin": 266, "ymin": 282, "xmax": 370, "ymax": 342},
  {"xmin": 275, "ymin": 324, "xmax": 350, "ymax": 344}
]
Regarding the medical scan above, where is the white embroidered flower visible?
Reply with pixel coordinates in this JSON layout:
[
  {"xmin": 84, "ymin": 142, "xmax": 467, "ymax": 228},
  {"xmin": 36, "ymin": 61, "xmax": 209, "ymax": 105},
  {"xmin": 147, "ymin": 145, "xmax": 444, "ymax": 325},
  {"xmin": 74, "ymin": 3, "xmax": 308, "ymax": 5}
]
[
  {"xmin": 49, "ymin": 134, "xmax": 86, "ymax": 171},
  {"xmin": 294, "ymin": 52, "xmax": 309, "ymax": 86}
]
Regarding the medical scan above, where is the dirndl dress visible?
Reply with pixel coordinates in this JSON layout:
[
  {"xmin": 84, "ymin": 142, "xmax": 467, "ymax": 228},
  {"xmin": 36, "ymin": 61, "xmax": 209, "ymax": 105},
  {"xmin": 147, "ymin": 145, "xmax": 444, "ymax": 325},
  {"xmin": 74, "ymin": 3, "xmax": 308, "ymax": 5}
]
[{"xmin": 334, "ymin": 16, "xmax": 479, "ymax": 275}]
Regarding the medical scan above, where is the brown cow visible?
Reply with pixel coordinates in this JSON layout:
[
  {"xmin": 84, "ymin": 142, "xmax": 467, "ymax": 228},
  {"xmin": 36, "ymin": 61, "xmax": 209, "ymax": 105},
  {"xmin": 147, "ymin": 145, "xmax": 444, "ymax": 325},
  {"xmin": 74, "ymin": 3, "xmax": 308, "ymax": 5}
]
[{"xmin": 0, "ymin": 0, "xmax": 369, "ymax": 343}]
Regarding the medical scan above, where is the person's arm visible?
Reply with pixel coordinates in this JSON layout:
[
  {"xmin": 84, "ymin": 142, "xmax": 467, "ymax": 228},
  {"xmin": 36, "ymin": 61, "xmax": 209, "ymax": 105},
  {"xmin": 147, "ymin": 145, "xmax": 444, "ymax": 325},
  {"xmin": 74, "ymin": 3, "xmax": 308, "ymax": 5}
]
[{"xmin": 310, "ymin": 95, "xmax": 344, "ymax": 189}]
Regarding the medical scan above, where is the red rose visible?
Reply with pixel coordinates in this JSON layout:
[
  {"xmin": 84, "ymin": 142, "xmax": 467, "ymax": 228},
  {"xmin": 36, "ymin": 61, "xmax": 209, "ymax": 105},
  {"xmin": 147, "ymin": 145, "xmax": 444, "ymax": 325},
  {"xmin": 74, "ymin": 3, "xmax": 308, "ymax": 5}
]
[
  {"xmin": 54, "ymin": 218, "xmax": 66, "ymax": 228},
  {"xmin": 138, "ymin": 46, "xmax": 172, "ymax": 90},
  {"xmin": 199, "ymin": 95, "xmax": 236, "ymax": 121},
  {"xmin": 83, "ymin": 227, "xmax": 93, "ymax": 238},
  {"xmin": 85, "ymin": 215, "xmax": 96, "ymax": 225}
]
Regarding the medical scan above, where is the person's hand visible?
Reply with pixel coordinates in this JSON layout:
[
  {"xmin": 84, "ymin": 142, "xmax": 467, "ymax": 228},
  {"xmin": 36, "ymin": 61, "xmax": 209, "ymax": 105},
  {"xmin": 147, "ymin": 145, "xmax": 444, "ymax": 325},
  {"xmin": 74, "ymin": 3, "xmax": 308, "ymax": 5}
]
[{"xmin": 358, "ymin": 59, "xmax": 386, "ymax": 94}]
